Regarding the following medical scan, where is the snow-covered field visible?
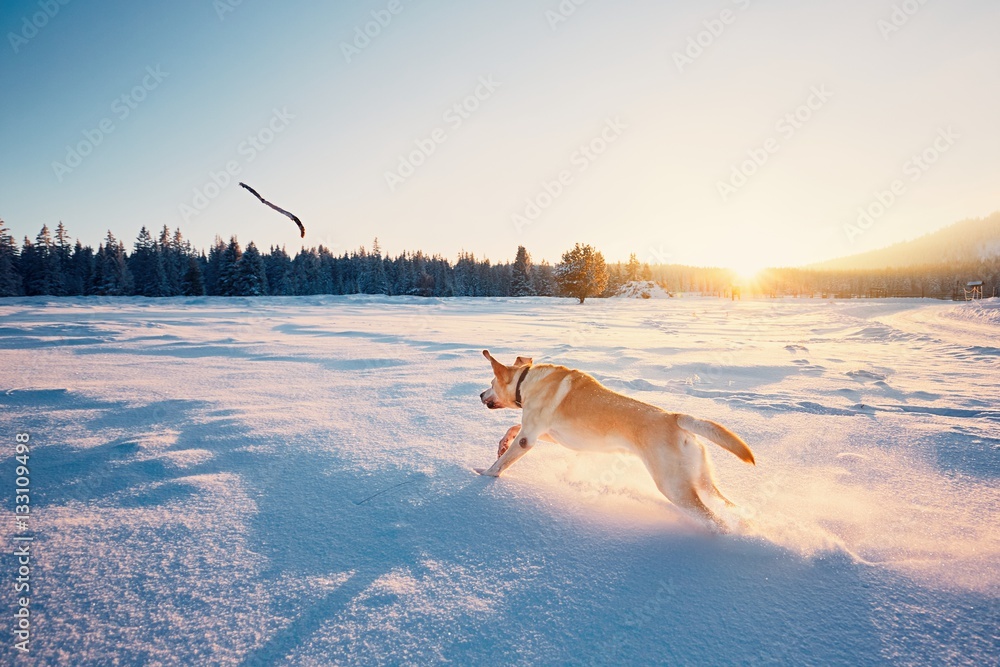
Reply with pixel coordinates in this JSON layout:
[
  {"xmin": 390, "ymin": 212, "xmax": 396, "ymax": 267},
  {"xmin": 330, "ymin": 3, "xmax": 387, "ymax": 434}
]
[{"xmin": 1, "ymin": 295, "xmax": 998, "ymax": 665}]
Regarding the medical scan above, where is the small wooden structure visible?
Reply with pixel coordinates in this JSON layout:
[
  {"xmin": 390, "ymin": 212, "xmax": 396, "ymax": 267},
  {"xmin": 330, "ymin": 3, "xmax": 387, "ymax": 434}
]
[{"xmin": 964, "ymin": 280, "xmax": 984, "ymax": 300}]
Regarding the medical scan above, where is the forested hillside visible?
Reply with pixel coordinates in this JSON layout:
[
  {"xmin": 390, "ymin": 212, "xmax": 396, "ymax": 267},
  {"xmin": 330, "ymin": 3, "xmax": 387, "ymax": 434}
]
[{"xmin": 816, "ymin": 213, "xmax": 1000, "ymax": 270}]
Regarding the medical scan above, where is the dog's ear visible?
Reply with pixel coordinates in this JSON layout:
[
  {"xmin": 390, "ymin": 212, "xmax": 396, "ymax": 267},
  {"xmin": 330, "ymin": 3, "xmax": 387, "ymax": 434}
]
[
  {"xmin": 483, "ymin": 350, "xmax": 512, "ymax": 382},
  {"xmin": 514, "ymin": 356, "xmax": 533, "ymax": 367}
]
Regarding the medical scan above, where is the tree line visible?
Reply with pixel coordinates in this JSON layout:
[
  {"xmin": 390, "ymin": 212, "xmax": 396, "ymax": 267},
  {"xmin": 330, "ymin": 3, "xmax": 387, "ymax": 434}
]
[
  {"xmin": 0, "ymin": 219, "xmax": 995, "ymax": 301},
  {"xmin": 0, "ymin": 220, "xmax": 632, "ymax": 301}
]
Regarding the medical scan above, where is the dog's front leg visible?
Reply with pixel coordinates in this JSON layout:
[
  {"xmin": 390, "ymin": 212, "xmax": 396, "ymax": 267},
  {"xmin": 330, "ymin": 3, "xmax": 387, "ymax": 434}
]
[
  {"xmin": 498, "ymin": 424, "xmax": 521, "ymax": 458},
  {"xmin": 476, "ymin": 427, "xmax": 538, "ymax": 477}
]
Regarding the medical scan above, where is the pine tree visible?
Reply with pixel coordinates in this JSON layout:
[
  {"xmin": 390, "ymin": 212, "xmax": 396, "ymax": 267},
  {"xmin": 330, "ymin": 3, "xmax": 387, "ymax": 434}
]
[
  {"xmin": 292, "ymin": 248, "xmax": 319, "ymax": 295},
  {"xmin": 23, "ymin": 225, "xmax": 61, "ymax": 295},
  {"xmin": 217, "ymin": 237, "xmax": 242, "ymax": 296},
  {"xmin": 54, "ymin": 222, "xmax": 73, "ymax": 295},
  {"xmin": 316, "ymin": 245, "xmax": 336, "ymax": 294},
  {"xmin": 234, "ymin": 242, "xmax": 268, "ymax": 296},
  {"xmin": 556, "ymin": 243, "xmax": 608, "ymax": 303},
  {"xmin": 68, "ymin": 241, "xmax": 94, "ymax": 295},
  {"xmin": 159, "ymin": 226, "xmax": 184, "ymax": 296},
  {"xmin": 19, "ymin": 237, "xmax": 37, "ymax": 294},
  {"xmin": 95, "ymin": 232, "xmax": 133, "ymax": 295},
  {"xmin": 90, "ymin": 243, "xmax": 105, "ymax": 295},
  {"xmin": 511, "ymin": 245, "xmax": 534, "ymax": 296},
  {"xmin": 531, "ymin": 260, "xmax": 555, "ymax": 296},
  {"xmin": 264, "ymin": 246, "xmax": 293, "ymax": 295},
  {"xmin": 0, "ymin": 219, "xmax": 22, "ymax": 296},
  {"xmin": 454, "ymin": 251, "xmax": 478, "ymax": 296},
  {"xmin": 604, "ymin": 263, "xmax": 625, "ymax": 297},
  {"xmin": 204, "ymin": 237, "xmax": 226, "ymax": 295},
  {"xmin": 355, "ymin": 239, "xmax": 389, "ymax": 295},
  {"xmin": 182, "ymin": 256, "xmax": 205, "ymax": 296},
  {"xmin": 130, "ymin": 226, "xmax": 169, "ymax": 297},
  {"xmin": 625, "ymin": 253, "xmax": 641, "ymax": 282},
  {"xmin": 431, "ymin": 256, "xmax": 450, "ymax": 296}
]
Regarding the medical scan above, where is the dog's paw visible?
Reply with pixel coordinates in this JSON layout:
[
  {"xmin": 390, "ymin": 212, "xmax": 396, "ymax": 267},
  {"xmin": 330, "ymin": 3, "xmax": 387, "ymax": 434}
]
[{"xmin": 474, "ymin": 467, "xmax": 498, "ymax": 477}]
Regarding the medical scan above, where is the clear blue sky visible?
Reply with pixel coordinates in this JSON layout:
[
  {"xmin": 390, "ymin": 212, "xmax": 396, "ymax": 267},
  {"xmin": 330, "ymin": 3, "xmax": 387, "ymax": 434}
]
[{"xmin": 2, "ymin": 0, "xmax": 998, "ymax": 271}]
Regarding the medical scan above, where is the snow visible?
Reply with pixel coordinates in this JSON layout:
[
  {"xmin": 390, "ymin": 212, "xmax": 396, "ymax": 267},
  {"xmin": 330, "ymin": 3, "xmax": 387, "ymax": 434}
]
[
  {"xmin": 1, "ymin": 295, "xmax": 998, "ymax": 665},
  {"xmin": 944, "ymin": 299, "xmax": 1000, "ymax": 327},
  {"xmin": 613, "ymin": 280, "xmax": 672, "ymax": 299}
]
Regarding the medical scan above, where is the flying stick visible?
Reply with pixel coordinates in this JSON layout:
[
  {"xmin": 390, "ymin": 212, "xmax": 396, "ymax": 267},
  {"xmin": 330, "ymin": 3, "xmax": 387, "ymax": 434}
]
[{"xmin": 238, "ymin": 182, "xmax": 305, "ymax": 238}]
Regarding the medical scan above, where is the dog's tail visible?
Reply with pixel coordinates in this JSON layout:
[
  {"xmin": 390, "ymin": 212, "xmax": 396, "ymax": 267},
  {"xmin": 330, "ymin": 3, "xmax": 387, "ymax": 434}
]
[{"xmin": 676, "ymin": 414, "xmax": 755, "ymax": 465}]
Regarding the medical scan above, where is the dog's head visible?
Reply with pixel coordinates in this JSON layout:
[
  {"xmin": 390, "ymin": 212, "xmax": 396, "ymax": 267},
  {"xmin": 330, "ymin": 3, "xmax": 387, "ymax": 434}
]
[{"xmin": 480, "ymin": 350, "xmax": 532, "ymax": 410}]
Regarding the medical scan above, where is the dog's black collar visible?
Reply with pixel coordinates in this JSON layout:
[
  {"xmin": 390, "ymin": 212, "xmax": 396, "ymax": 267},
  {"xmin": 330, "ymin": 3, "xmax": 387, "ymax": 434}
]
[{"xmin": 514, "ymin": 366, "xmax": 530, "ymax": 408}]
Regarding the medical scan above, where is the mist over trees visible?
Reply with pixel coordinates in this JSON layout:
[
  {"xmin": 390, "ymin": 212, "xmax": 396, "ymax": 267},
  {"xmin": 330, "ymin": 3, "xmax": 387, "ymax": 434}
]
[{"xmin": 0, "ymin": 218, "xmax": 996, "ymax": 300}]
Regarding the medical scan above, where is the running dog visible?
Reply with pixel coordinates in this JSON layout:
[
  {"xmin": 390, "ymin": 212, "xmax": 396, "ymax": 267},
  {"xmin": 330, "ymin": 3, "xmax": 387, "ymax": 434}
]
[{"xmin": 477, "ymin": 350, "xmax": 755, "ymax": 531}]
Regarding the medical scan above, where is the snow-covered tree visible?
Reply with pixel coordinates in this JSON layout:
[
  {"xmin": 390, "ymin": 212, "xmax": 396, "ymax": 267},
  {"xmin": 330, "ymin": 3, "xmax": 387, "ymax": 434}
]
[
  {"xmin": 531, "ymin": 260, "xmax": 555, "ymax": 296},
  {"xmin": 511, "ymin": 245, "xmax": 534, "ymax": 296},
  {"xmin": 556, "ymin": 243, "xmax": 608, "ymax": 303}
]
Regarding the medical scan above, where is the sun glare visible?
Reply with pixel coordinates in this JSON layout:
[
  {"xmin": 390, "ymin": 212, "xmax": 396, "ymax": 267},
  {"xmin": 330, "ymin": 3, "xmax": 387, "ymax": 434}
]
[{"xmin": 729, "ymin": 262, "xmax": 766, "ymax": 285}]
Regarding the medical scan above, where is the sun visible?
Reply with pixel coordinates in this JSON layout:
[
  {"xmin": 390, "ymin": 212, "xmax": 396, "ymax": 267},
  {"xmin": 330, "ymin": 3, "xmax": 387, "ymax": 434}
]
[{"xmin": 728, "ymin": 261, "xmax": 766, "ymax": 285}]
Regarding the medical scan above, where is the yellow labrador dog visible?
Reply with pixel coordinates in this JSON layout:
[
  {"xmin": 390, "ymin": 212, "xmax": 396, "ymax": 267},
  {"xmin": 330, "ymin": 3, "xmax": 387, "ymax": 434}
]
[{"xmin": 477, "ymin": 350, "xmax": 755, "ymax": 531}]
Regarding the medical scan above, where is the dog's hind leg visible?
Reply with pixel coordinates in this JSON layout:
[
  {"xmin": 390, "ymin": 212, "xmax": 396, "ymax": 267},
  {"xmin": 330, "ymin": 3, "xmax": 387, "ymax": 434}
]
[
  {"xmin": 675, "ymin": 484, "xmax": 729, "ymax": 532},
  {"xmin": 697, "ymin": 444, "xmax": 736, "ymax": 508},
  {"xmin": 642, "ymin": 453, "xmax": 729, "ymax": 532},
  {"xmin": 712, "ymin": 486, "xmax": 737, "ymax": 508}
]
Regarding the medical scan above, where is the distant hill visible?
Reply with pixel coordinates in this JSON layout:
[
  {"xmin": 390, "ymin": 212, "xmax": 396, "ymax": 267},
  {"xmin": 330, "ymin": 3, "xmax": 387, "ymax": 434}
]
[{"xmin": 815, "ymin": 212, "xmax": 1000, "ymax": 271}]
